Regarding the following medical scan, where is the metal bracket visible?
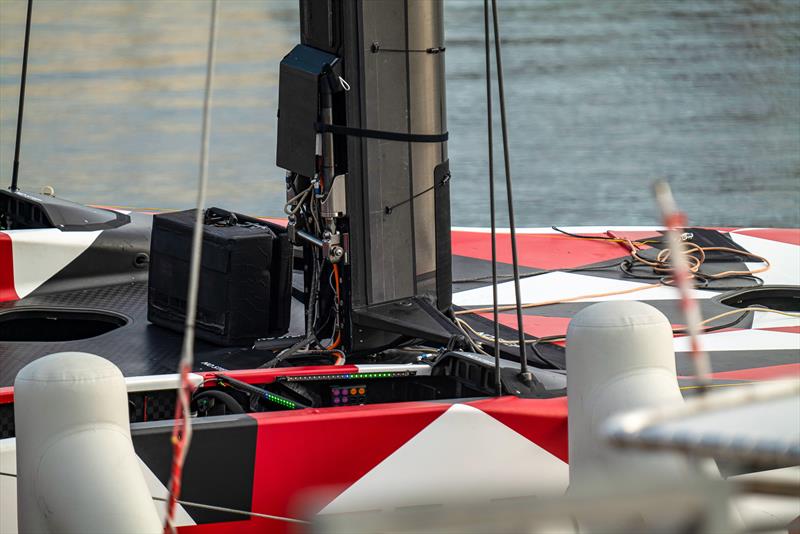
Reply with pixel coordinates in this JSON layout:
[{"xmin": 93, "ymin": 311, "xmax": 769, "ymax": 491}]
[{"xmin": 321, "ymin": 174, "xmax": 347, "ymax": 218}]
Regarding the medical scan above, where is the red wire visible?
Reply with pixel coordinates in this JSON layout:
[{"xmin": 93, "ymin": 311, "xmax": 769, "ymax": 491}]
[{"xmin": 326, "ymin": 263, "xmax": 342, "ymax": 350}]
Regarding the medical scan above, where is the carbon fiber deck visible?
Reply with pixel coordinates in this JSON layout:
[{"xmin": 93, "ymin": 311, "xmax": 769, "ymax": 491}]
[{"xmin": 0, "ymin": 282, "xmax": 305, "ymax": 387}]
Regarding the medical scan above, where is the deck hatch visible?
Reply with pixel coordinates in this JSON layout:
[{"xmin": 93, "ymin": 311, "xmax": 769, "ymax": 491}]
[{"xmin": 0, "ymin": 308, "xmax": 127, "ymax": 341}]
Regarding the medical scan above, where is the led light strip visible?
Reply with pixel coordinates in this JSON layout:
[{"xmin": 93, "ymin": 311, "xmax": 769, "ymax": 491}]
[
  {"xmin": 263, "ymin": 391, "xmax": 296, "ymax": 409},
  {"xmin": 280, "ymin": 371, "xmax": 416, "ymax": 382}
]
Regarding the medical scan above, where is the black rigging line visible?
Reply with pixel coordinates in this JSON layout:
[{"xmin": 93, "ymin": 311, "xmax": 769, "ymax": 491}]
[
  {"xmin": 483, "ymin": 0, "xmax": 501, "ymax": 396},
  {"xmin": 10, "ymin": 0, "xmax": 33, "ymax": 192},
  {"xmin": 490, "ymin": 0, "xmax": 539, "ymax": 387}
]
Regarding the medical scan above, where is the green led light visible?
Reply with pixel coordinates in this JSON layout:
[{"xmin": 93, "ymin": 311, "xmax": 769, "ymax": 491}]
[{"xmin": 264, "ymin": 392, "xmax": 295, "ymax": 409}]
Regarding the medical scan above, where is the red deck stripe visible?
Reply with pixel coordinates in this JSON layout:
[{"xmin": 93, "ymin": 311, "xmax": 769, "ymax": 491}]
[
  {"xmin": 0, "ymin": 232, "xmax": 18, "ymax": 302},
  {"xmin": 468, "ymin": 396, "xmax": 569, "ymax": 462},
  {"xmin": 758, "ymin": 326, "xmax": 800, "ymax": 334},
  {"xmin": 479, "ymin": 312, "xmax": 571, "ymax": 339},
  {"xmin": 450, "ymin": 230, "xmax": 657, "ymax": 270},
  {"xmin": 732, "ymin": 228, "xmax": 800, "ymax": 246}
]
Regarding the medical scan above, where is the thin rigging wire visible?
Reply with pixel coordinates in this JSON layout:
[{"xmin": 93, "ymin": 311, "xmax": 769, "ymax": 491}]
[
  {"xmin": 164, "ymin": 1, "xmax": 219, "ymax": 532},
  {"xmin": 0, "ymin": 471, "xmax": 311, "ymax": 528},
  {"xmin": 483, "ymin": 0, "xmax": 501, "ymax": 396},
  {"xmin": 152, "ymin": 496, "xmax": 310, "ymax": 525},
  {"xmin": 489, "ymin": 0, "xmax": 533, "ymax": 385},
  {"xmin": 699, "ymin": 306, "xmax": 800, "ymax": 326},
  {"xmin": 10, "ymin": 0, "xmax": 32, "ymax": 192}
]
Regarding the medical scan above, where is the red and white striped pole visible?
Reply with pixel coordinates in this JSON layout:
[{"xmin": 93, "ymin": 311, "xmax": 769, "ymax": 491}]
[{"xmin": 654, "ymin": 181, "xmax": 711, "ymax": 391}]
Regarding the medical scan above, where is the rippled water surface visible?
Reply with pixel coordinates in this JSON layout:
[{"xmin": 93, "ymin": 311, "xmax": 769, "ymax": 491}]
[{"xmin": 1, "ymin": 0, "xmax": 798, "ymax": 227}]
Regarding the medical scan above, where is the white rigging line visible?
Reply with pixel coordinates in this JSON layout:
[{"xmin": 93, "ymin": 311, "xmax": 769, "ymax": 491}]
[
  {"xmin": 164, "ymin": 0, "xmax": 219, "ymax": 532},
  {"xmin": 0, "ymin": 472, "xmax": 309, "ymax": 526}
]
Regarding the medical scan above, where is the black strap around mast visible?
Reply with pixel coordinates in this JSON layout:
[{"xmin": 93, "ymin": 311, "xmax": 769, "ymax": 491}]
[
  {"xmin": 315, "ymin": 122, "xmax": 448, "ymax": 144},
  {"xmin": 10, "ymin": 0, "xmax": 33, "ymax": 192}
]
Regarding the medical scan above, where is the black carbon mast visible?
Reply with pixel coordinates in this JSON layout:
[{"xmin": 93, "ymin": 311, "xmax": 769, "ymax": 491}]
[{"xmin": 276, "ymin": 0, "xmax": 457, "ymax": 355}]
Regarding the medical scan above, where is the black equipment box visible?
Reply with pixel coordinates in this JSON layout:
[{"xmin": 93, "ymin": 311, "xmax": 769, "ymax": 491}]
[
  {"xmin": 276, "ymin": 44, "xmax": 340, "ymax": 177},
  {"xmin": 148, "ymin": 207, "xmax": 292, "ymax": 346}
]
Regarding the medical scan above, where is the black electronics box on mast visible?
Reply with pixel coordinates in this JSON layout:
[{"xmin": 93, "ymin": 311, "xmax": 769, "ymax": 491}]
[
  {"xmin": 276, "ymin": 44, "xmax": 341, "ymax": 177},
  {"xmin": 147, "ymin": 207, "xmax": 293, "ymax": 346}
]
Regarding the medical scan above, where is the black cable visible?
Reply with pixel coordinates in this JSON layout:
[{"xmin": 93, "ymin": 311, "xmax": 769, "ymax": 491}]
[
  {"xmin": 483, "ymin": 0, "xmax": 502, "ymax": 396},
  {"xmin": 619, "ymin": 259, "xmax": 662, "ymax": 279},
  {"xmin": 529, "ymin": 342, "xmax": 562, "ymax": 370},
  {"xmin": 384, "ymin": 172, "xmax": 450, "ymax": 214},
  {"xmin": 370, "ymin": 42, "xmax": 446, "ymax": 54},
  {"xmin": 269, "ymin": 350, "xmax": 344, "ymax": 367},
  {"xmin": 551, "ymin": 225, "xmax": 660, "ymax": 244},
  {"xmin": 673, "ymin": 308, "xmax": 752, "ymax": 335},
  {"xmin": 530, "ymin": 335, "xmax": 568, "ymax": 370},
  {"xmin": 10, "ymin": 0, "xmax": 33, "ymax": 191},
  {"xmin": 262, "ymin": 236, "xmax": 323, "ymax": 368},
  {"xmin": 551, "ymin": 226, "xmax": 618, "ymax": 241},
  {"xmin": 192, "ymin": 390, "xmax": 245, "ymax": 415},
  {"xmin": 490, "ymin": 0, "xmax": 538, "ymax": 387},
  {"xmin": 699, "ymin": 275, "xmax": 765, "ymax": 291}
]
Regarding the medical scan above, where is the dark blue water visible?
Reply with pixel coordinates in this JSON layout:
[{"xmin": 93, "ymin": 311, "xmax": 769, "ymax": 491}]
[{"xmin": 1, "ymin": 0, "xmax": 798, "ymax": 227}]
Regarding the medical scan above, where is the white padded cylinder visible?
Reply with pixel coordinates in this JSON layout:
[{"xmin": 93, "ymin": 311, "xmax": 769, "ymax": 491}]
[
  {"xmin": 14, "ymin": 352, "xmax": 161, "ymax": 534},
  {"xmin": 566, "ymin": 301, "xmax": 690, "ymax": 486}
]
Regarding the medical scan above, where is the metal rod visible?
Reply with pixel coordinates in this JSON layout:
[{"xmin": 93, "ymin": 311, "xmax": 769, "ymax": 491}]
[
  {"xmin": 483, "ymin": 0, "xmax": 501, "ymax": 396},
  {"xmin": 297, "ymin": 229, "xmax": 324, "ymax": 248},
  {"xmin": 10, "ymin": 0, "xmax": 33, "ymax": 192},
  {"xmin": 490, "ymin": 0, "xmax": 532, "ymax": 384}
]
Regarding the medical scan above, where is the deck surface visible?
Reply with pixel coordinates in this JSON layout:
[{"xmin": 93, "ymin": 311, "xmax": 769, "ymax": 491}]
[{"xmin": 2, "ymin": 221, "xmax": 798, "ymax": 387}]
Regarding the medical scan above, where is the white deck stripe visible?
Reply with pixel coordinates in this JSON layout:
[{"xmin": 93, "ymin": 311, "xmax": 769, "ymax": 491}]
[
  {"xmin": 7, "ymin": 228, "xmax": 102, "ymax": 298},
  {"xmin": 453, "ymin": 270, "xmax": 716, "ymax": 307}
]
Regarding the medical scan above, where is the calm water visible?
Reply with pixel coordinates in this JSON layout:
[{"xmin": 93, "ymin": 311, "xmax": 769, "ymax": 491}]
[{"xmin": 1, "ymin": 0, "xmax": 798, "ymax": 227}]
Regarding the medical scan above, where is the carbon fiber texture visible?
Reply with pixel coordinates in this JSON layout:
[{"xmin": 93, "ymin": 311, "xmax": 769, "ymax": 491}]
[{"xmin": 0, "ymin": 282, "xmax": 305, "ymax": 387}]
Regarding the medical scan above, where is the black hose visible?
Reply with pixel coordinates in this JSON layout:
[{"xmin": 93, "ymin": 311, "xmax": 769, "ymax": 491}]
[{"xmin": 193, "ymin": 390, "xmax": 245, "ymax": 415}]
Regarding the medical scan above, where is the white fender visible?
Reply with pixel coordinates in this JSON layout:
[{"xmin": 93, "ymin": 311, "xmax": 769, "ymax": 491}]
[
  {"xmin": 14, "ymin": 352, "xmax": 161, "ymax": 534},
  {"xmin": 566, "ymin": 301, "xmax": 692, "ymax": 486}
]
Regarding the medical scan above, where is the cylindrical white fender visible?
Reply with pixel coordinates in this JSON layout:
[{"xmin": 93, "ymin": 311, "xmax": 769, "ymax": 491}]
[
  {"xmin": 14, "ymin": 352, "xmax": 161, "ymax": 534},
  {"xmin": 566, "ymin": 301, "xmax": 691, "ymax": 486}
]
